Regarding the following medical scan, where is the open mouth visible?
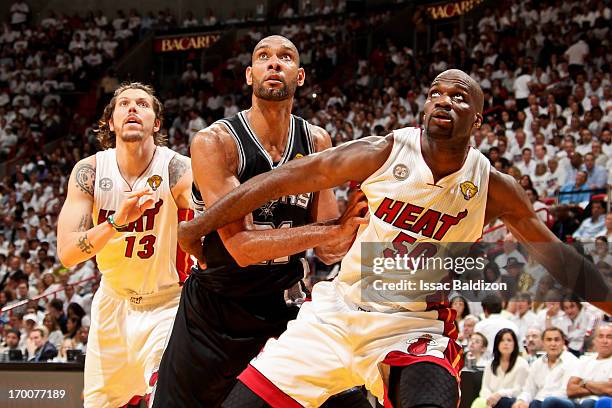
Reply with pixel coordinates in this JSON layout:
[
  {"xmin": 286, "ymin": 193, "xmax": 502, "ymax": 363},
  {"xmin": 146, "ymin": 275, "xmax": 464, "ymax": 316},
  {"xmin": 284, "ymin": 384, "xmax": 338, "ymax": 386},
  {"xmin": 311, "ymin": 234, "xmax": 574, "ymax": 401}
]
[
  {"xmin": 431, "ymin": 111, "xmax": 453, "ymax": 125},
  {"xmin": 265, "ymin": 74, "xmax": 284, "ymax": 84},
  {"xmin": 124, "ymin": 116, "xmax": 143, "ymax": 126}
]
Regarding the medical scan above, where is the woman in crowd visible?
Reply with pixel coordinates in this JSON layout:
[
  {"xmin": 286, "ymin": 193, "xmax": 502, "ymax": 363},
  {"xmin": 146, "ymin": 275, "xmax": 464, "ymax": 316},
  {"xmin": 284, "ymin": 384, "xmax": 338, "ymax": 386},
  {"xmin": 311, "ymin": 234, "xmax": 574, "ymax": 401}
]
[
  {"xmin": 42, "ymin": 313, "xmax": 63, "ymax": 349},
  {"xmin": 451, "ymin": 295, "xmax": 471, "ymax": 330},
  {"xmin": 472, "ymin": 328, "xmax": 529, "ymax": 408}
]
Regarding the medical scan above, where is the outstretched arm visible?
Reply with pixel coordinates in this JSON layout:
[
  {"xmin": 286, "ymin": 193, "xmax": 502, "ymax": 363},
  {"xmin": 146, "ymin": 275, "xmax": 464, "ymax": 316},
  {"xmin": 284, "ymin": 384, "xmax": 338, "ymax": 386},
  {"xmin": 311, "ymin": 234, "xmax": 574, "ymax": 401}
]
[
  {"xmin": 486, "ymin": 169, "xmax": 611, "ymax": 313},
  {"xmin": 179, "ymin": 132, "xmax": 393, "ymax": 261}
]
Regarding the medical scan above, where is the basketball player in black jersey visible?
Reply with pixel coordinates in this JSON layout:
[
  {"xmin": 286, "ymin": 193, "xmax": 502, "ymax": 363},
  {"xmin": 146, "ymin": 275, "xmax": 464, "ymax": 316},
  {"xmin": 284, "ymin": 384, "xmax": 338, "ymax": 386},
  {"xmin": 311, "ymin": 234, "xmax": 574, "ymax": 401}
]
[{"xmin": 151, "ymin": 35, "xmax": 371, "ymax": 408}]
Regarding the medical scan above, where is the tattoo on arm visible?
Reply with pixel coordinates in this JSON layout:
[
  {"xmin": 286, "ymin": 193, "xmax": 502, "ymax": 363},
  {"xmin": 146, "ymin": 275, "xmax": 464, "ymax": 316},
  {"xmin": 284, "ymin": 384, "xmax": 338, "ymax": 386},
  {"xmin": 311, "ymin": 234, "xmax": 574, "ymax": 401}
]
[
  {"xmin": 77, "ymin": 234, "xmax": 93, "ymax": 254},
  {"xmin": 75, "ymin": 163, "xmax": 95, "ymax": 196},
  {"xmin": 77, "ymin": 214, "xmax": 93, "ymax": 231},
  {"xmin": 169, "ymin": 156, "xmax": 189, "ymax": 189}
]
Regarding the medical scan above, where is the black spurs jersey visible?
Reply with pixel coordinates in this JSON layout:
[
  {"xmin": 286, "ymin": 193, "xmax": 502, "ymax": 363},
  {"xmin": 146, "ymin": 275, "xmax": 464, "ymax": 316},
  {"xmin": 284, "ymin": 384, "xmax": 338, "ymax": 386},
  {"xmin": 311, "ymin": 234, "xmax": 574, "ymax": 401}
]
[{"xmin": 192, "ymin": 110, "xmax": 316, "ymax": 297}]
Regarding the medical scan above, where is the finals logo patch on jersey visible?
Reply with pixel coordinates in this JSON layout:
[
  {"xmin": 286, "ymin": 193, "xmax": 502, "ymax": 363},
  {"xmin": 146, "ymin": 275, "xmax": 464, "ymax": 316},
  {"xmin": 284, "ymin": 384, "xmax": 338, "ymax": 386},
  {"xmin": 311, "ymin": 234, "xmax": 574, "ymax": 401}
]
[
  {"xmin": 147, "ymin": 175, "xmax": 162, "ymax": 191},
  {"xmin": 459, "ymin": 181, "xmax": 478, "ymax": 200},
  {"xmin": 100, "ymin": 177, "xmax": 113, "ymax": 191},
  {"xmin": 393, "ymin": 164, "xmax": 408, "ymax": 181}
]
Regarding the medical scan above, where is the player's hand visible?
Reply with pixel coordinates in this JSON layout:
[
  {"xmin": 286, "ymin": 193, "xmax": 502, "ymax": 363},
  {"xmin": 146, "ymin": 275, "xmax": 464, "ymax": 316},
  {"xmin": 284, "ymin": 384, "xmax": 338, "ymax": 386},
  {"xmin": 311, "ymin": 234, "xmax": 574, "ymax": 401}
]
[
  {"xmin": 114, "ymin": 188, "xmax": 155, "ymax": 226},
  {"xmin": 177, "ymin": 221, "xmax": 205, "ymax": 263},
  {"xmin": 328, "ymin": 190, "xmax": 369, "ymax": 250}
]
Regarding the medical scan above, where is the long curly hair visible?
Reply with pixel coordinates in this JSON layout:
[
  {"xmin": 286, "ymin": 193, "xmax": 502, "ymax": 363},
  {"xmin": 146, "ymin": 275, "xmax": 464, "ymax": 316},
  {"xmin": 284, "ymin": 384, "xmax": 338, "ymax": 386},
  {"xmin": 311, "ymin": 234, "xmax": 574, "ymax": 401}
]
[{"xmin": 96, "ymin": 82, "xmax": 167, "ymax": 149}]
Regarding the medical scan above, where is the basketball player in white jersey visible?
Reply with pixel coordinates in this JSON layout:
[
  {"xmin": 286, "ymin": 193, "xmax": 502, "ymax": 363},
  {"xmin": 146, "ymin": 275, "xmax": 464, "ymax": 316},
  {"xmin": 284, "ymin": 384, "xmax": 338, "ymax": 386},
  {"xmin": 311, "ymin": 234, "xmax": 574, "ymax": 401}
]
[
  {"xmin": 184, "ymin": 69, "xmax": 611, "ymax": 408},
  {"xmin": 57, "ymin": 83, "xmax": 193, "ymax": 408}
]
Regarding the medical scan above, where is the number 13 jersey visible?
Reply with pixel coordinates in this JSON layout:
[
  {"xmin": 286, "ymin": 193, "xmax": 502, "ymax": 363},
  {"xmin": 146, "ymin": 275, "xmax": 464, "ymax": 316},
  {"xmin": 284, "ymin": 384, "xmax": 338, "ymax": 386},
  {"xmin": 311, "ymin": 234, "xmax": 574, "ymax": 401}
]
[{"xmin": 92, "ymin": 146, "xmax": 185, "ymax": 297}]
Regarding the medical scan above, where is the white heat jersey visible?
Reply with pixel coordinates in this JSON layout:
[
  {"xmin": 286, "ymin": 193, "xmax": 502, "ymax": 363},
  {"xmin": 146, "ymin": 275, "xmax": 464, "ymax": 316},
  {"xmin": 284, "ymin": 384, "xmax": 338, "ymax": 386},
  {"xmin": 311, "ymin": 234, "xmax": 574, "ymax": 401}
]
[
  {"xmin": 337, "ymin": 127, "xmax": 491, "ymax": 312},
  {"xmin": 93, "ymin": 146, "xmax": 182, "ymax": 298}
]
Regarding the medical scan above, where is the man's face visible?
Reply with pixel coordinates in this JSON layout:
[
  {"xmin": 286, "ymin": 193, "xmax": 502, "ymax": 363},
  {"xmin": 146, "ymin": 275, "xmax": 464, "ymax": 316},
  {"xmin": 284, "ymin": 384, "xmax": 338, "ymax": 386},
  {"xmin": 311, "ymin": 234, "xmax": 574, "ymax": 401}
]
[
  {"xmin": 17, "ymin": 283, "xmax": 27, "ymax": 297},
  {"xmin": 109, "ymin": 88, "xmax": 160, "ymax": 144},
  {"xmin": 592, "ymin": 202, "xmax": 604, "ymax": 217},
  {"xmin": 423, "ymin": 70, "xmax": 483, "ymax": 140},
  {"xmin": 516, "ymin": 300, "xmax": 530, "ymax": 314},
  {"xmin": 30, "ymin": 331, "xmax": 43, "ymax": 349},
  {"xmin": 526, "ymin": 329, "xmax": 543, "ymax": 352},
  {"xmin": 543, "ymin": 329, "xmax": 564, "ymax": 358},
  {"xmin": 247, "ymin": 36, "xmax": 303, "ymax": 102},
  {"xmin": 584, "ymin": 154, "xmax": 595, "ymax": 170},
  {"xmin": 6, "ymin": 332, "xmax": 19, "ymax": 348},
  {"xmin": 595, "ymin": 325, "xmax": 612, "ymax": 358}
]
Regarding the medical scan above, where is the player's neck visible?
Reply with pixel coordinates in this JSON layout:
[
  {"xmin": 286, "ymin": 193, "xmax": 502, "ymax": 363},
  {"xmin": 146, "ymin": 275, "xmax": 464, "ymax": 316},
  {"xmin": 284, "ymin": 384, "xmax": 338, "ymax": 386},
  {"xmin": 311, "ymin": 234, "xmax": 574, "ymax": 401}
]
[
  {"xmin": 421, "ymin": 134, "xmax": 470, "ymax": 183},
  {"xmin": 115, "ymin": 137, "xmax": 157, "ymax": 180},
  {"xmin": 248, "ymin": 98, "xmax": 293, "ymax": 148}
]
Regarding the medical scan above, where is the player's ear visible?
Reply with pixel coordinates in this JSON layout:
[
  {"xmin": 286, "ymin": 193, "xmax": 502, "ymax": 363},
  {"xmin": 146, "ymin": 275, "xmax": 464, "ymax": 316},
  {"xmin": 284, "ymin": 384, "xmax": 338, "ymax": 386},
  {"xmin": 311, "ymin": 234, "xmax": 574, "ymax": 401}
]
[
  {"xmin": 297, "ymin": 67, "xmax": 305, "ymax": 87},
  {"xmin": 474, "ymin": 113, "xmax": 483, "ymax": 129},
  {"xmin": 153, "ymin": 118, "xmax": 161, "ymax": 133},
  {"xmin": 246, "ymin": 66, "xmax": 253, "ymax": 86},
  {"xmin": 108, "ymin": 118, "xmax": 115, "ymax": 132}
]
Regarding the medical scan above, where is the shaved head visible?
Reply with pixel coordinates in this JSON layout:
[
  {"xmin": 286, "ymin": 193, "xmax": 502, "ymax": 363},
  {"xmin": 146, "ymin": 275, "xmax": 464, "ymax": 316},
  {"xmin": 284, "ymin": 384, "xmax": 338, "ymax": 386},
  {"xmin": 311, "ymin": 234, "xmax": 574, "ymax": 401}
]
[
  {"xmin": 253, "ymin": 35, "xmax": 300, "ymax": 65},
  {"xmin": 433, "ymin": 69, "xmax": 484, "ymax": 112}
]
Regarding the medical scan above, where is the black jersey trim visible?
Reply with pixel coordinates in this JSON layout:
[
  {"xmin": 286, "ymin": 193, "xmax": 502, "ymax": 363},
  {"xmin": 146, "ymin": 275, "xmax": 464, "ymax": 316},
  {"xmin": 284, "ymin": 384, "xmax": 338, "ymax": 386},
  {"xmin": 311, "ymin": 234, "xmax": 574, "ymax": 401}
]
[
  {"xmin": 216, "ymin": 119, "xmax": 246, "ymax": 178},
  {"xmin": 238, "ymin": 111, "xmax": 295, "ymax": 169}
]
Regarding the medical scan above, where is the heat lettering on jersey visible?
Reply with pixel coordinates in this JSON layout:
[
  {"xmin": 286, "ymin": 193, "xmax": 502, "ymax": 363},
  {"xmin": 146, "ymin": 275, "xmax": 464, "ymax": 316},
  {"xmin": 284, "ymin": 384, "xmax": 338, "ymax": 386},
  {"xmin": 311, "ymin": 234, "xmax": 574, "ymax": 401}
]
[
  {"xmin": 96, "ymin": 199, "xmax": 164, "ymax": 232},
  {"xmin": 374, "ymin": 197, "xmax": 467, "ymax": 241}
]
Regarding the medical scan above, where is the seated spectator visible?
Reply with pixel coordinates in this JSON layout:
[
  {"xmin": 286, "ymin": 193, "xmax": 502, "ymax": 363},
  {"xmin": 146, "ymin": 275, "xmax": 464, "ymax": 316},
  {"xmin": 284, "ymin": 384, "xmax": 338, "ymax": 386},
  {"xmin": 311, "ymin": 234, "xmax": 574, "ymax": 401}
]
[
  {"xmin": 495, "ymin": 234, "xmax": 527, "ymax": 272},
  {"xmin": 472, "ymin": 329, "xmax": 530, "ymax": 408},
  {"xmin": 573, "ymin": 201, "xmax": 607, "ymax": 242},
  {"xmin": 536, "ymin": 298, "xmax": 571, "ymax": 336},
  {"xmin": 513, "ymin": 327, "xmax": 578, "ymax": 408},
  {"xmin": 524, "ymin": 327, "xmax": 545, "ymax": 365},
  {"xmin": 511, "ymin": 293, "xmax": 537, "ymax": 347},
  {"xmin": 0, "ymin": 328, "xmax": 22, "ymax": 361},
  {"xmin": 581, "ymin": 153, "xmax": 608, "ymax": 189},
  {"xmin": 460, "ymin": 314, "xmax": 480, "ymax": 348},
  {"xmin": 46, "ymin": 298, "xmax": 67, "ymax": 333},
  {"xmin": 591, "ymin": 236, "xmax": 612, "ymax": 265},
  {"xmin": 451, "ymin": 295, "xmax": 470, "ymax": 329},
  {"xmin": 561, "ymin": 295, "xmax": 596, "ymax": 356},
  {"xmin": 42, "ymin": 313, "xmax": 63, "ymax": 350},
  {"xmin": 467, "ymin": 332, "xmax": 490, "ymax": 368},
  {"xmin": 559, "ymin": 171, "xmax": 592, "ymax": 205},
  {"xmin": 25, "ymin": 326, "xmax": 57, "ymax": 362},
  {"xmin": 475, "ymin": 294, "xmax": 520, "ymax": 354},
  {"xmin": 541, "ymin": 323, "xmax": 612, "ymax": 408}
]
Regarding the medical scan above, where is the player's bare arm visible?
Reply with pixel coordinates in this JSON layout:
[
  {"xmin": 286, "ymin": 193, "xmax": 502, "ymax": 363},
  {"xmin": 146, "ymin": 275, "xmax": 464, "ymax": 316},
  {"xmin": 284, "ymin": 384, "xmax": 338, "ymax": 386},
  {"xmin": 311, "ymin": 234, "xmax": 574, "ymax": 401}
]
[
  {"xmin": 57, "ymin": 156, "xmax": 155, "ymax": 268},
  {"xmin": 178, "ymin": 125, "xmax": 374, "ymax": 266},
  {"xmin": 169, "ymin": 154, "xmax": 193, "ymax": 210},
  {"xmin": 307, "ymin": 125, "xmax": 356, "ymax": 264},
  {"xmin": 180, "ymin": 134, "xmax": 393, "ymax": 245},
  {"xmin": 486, "ymin": 169, "xmax": 612, "ymax": 313}
]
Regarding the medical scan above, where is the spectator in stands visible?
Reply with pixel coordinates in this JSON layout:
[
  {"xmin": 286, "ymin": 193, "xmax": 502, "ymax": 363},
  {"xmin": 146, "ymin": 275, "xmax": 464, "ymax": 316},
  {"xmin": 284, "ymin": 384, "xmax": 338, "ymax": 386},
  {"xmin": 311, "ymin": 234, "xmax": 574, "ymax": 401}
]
[
  {"xmin": 475, "ymin": 294, "xmax": 520, "ymax": 355},
  {"xmin": 495, "ymin": 234, "xmax": 527, "ymax": 272},
  {"xmin": 536, "ymin": 296, "xmax": 571, "ymax": 336},
  {"xmin": 561, "ymin": 295, "xmax": 595, "ymax": 356},
  {"xmin": 45, "ymin": 298, "xmax": 67, "ymax": 333},
  {"xmin": 460, "ymin": 314, "xmax": 480, "ymax": 348},
  {"xmin": 64, "ymin": 315, "xmax": 81, "ymax": 340},
  {"xmin": 451, "ymin": 295, "xmax": 470, "ymax": 330},
  {"xmin": 511, "ymin": 293, "xmax": 537, "ymax": 347},
  {"xmin": 524, "ymin": 327, "xmax": 545, "ymax": 365},
  {"xmin": 581, "ymin": 153, "xmax": 608, "ymax": 189},
  {"xmin": 0, "ymin": 328, "xmax": 22, "ymax": 360},
  {"xmin": 591, "ymin": 236, "xmax": 612, "ymax": 265},
  {"xmin": 573, "ymin": 201, "xmax": 607, "ymax": 242},
  {"xmin": 541, "ymin": 323, "xmax": 612, "ymax": 408},
  {"xmin": 25, "ymin": 326, "xmax": 57, "ymax": 362},
  {"xmin": 473, "ymin": 328, "xmax": 529, "ymax": 408},
  {"xmin": 468, "ymin": 332, "xmax": 490, "ymax": 368},
  {"xmin": 42, "ymin": 313, "xmax": 63, "ymax": 350},
  {"xmin": 513, "ymin": 327, "xmax": 578, "ymax": 408},
  {"xmin": 559, "ymin": 171, "xmax": 592, "ymax": 205}
]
